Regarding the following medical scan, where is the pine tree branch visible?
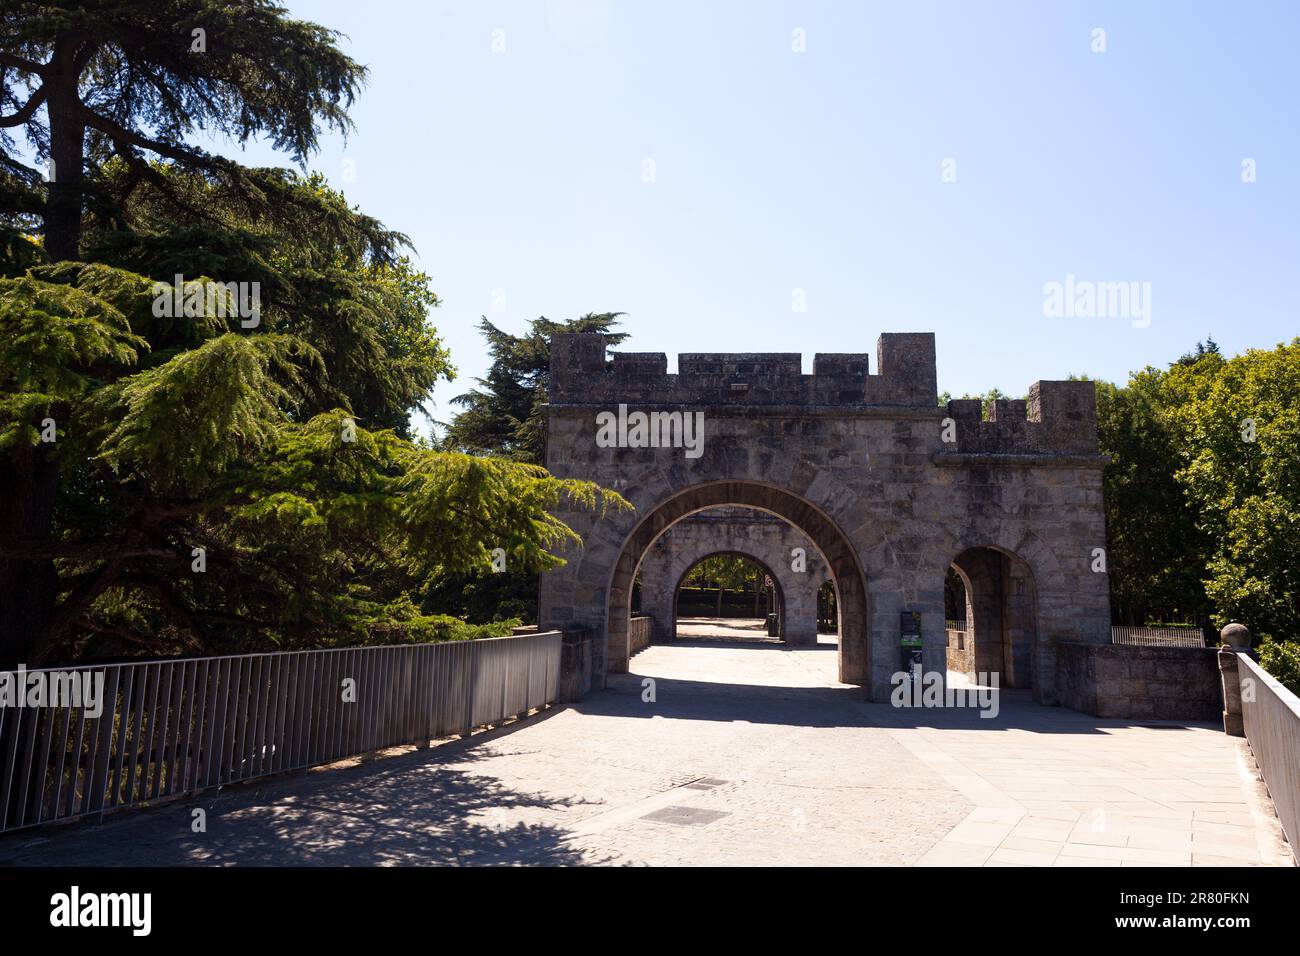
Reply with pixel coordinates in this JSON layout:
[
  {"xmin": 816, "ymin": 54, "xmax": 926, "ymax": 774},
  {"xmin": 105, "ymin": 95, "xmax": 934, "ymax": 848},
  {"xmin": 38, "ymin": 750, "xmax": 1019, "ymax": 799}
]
[
  {"xmin": 0, "ymin": 86, "xmax": 45, "ymax": 128},
  {"xmin": 77, "ymin": 104, "xmax": 219, "ymax": 169},
  {"xmin": 0, "ymin": 51, "xmax": 46, "ymax": 77}
]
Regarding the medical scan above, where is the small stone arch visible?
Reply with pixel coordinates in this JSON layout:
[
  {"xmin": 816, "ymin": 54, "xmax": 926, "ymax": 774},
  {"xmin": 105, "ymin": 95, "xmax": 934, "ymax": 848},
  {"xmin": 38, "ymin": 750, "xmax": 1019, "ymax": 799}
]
[
  {"xmin": 667, "ymin": 548, "xmax": 786, "ymax": 640},
  {"xmin": 635, "ymin": 508, "xmax": 827, "ymax": 646},
  {"xmin": 947, "ymin": 545, "xmax": 1039, "ymax": 690}
]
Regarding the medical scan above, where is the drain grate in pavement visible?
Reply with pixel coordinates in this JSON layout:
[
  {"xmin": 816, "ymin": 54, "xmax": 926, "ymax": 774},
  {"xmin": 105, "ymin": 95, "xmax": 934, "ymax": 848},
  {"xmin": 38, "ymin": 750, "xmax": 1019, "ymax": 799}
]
[
  {"xmin": 683, "ymin": 777, "xmax": 728, "ymax": 790},
  {"xmin": 640, "ymin": 805, "xmax": 731, "ymax": 827}
]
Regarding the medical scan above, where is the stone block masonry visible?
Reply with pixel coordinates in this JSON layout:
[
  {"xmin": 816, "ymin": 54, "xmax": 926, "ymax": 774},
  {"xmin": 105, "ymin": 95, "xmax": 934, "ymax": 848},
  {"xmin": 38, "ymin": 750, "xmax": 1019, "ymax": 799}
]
[
  {"xmin": 1056, "ymin": 643, "xmax": 1222, "ymax": 721},
  {"xmin": 540, "ymin": 331, "xmax": 1114, "ymax": 710}
]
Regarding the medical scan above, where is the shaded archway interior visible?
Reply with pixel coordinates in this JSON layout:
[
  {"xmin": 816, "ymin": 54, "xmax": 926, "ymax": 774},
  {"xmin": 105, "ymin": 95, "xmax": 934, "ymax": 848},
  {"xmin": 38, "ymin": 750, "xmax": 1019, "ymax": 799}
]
[
  {"xmin": 607, "ymin": 481, "xmax": 870, "ymax": 684},
  {"xmin": 947, "ymin": 546, "xmax": 1038, "ymax": 688}
]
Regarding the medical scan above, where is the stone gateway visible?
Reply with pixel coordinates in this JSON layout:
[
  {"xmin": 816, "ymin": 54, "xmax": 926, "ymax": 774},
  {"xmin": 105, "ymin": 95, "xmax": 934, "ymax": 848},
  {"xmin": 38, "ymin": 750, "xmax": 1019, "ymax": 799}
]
[{"xmin": 539, "ymin": 331, "xmax": 1112, "ymax": 708}]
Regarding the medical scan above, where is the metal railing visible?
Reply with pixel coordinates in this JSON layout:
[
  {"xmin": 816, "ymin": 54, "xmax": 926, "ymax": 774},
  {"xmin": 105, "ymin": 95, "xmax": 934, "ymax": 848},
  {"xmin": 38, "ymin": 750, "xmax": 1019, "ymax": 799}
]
[
  {"xmin": 0, "ymin": 631, "xmax": 562, "ymax": 835},
  {"xmin": 1110, "ymin": 626, "xmax": 1206, "ymax": 648},
  {"xmin": 944, "ymin": 620, "xmax": 967, "ymax": 633},
  {"xmin": 1238, "ymin": 654, "xmax": 1300, "ymax": 859}
]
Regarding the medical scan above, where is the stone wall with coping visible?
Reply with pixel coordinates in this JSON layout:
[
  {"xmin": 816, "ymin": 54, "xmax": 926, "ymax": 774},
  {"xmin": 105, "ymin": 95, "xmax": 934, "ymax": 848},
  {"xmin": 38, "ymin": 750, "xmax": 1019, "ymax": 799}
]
[
  {"xmin": 1056, "ymin": 642, "xmax": 1221, "ymax": 721},
  {"xmin": 628, "ymin": 615, "xmax": 653, "ymax": 657}
]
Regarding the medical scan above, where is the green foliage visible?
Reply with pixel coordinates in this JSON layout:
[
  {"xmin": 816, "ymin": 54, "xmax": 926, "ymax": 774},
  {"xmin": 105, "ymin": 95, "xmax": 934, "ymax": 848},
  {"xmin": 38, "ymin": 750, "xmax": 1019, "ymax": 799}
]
[
  {"xmin": 0, "ymin": 271, "xmax": 145, "ymax": 447},
  {"xmin": 676, "ymin": 555, "xmax": 774, "ymax": 618},
  {"xmin": 1, "ymin": 0, "xmax": 368, "ymax": 259},
  {"xmin": 442, "ymin": 313, "xmax": 626, "ymax": 464},
  {"xmin": 1257, "ymin": 636, "xmax": 1300, "ymax": 697},
  {"xmin": 1093, "ymin": 370, "xmax": 1211, "ymax": 626},
  {"xmin": 682, "ymin": 554, "xmax": 766, "ymax": 591},
  {"xmin": 91, "ymin": 333, "xmax": 317, "ymax": 492},
  {"xmin": 1093, "ymin": 338, "xmax": 1300, "ymax": 643},
  {"xmin": 1162, "ymin": 340, "xmax": 1300, "ymax": 636},
  {"xmin": 0, "ymin": 4, "xmax": 630, "ymax": 664}
]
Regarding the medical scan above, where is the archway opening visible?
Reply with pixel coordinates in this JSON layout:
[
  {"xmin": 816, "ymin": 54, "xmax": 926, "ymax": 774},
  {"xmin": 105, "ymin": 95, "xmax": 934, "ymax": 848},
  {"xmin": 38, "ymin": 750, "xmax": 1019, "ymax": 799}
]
[
  {"xmin": 606, "ymin": 481, "xmax": 870, "ymax": 686},
  {"xmin": 672, "ymin": 551, "xmax": 782, "ymax": 643},
  {"xmin": 947, "ymin": 547, "xmax": 1038, "ymax": 689},
  {"xmin": 817, "ymin": 580, "xmax": 838, "ymax": 635}
]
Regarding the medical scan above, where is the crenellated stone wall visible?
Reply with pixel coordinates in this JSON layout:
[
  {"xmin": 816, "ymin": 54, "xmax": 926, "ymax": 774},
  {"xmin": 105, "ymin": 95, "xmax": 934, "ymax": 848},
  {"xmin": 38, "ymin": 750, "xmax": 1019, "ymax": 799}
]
[{"xmin": 540, "ymin": 331, "xmax": 1113, "ymax": 708}]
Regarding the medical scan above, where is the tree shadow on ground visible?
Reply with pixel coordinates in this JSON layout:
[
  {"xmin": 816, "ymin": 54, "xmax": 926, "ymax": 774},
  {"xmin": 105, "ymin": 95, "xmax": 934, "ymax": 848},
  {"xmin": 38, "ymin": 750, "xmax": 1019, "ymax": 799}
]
[{"xmin": 0, "ymin": 711, "xmax": 610, "ymax": 867}]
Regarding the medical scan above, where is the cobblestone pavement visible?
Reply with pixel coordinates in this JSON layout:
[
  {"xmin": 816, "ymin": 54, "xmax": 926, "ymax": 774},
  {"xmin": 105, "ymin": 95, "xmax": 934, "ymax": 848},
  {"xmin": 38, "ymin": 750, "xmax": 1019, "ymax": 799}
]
[{"xmin": 0, "ymin": 638, "xmax": 1291, "ymax": 867}]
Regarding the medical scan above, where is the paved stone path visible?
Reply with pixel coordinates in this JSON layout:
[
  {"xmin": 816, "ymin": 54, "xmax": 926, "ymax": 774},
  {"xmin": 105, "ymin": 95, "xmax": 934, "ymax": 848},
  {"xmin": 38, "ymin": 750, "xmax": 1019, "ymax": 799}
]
[
  {"xmin": 0, "ymin": 638, "xmax": 1291, "ymax": 866},
  {"xmin": 673, "ymin": 616, "xmax": 774, "ymax": 640}
]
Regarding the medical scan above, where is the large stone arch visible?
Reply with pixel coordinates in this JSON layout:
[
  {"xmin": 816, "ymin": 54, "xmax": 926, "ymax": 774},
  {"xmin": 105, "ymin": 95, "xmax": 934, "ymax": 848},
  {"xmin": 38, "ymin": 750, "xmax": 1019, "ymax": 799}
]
[
  {"xmin": 539, "ymin": 331, "xmax": 1113, "ymax": 706},
  {"xmin": 636, "ymin": 508, "xmax": 827, "ymax": 645},
  {"xmin": 606, "ymin": 480, "xmax": 870, "ymax": 682}
]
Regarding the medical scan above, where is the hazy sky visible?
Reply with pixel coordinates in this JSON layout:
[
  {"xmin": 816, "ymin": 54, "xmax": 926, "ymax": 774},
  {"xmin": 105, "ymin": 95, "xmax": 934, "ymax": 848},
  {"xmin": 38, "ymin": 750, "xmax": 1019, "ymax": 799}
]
[{"xmin": 197, "ymin": 2, "xmax": 1297, "ymax": 431}]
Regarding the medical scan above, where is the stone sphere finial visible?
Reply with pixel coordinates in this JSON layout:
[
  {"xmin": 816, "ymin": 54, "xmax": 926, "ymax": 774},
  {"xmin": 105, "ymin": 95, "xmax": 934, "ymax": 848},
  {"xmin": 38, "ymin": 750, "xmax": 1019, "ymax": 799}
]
[{"xmin": 1220, "ymin": 622, "xmax": 1252, "ymax": 648}]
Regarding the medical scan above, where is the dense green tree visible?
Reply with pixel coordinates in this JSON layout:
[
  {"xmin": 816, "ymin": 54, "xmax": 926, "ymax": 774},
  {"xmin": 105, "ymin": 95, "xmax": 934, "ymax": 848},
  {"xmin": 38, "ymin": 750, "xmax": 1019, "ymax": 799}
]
[
  {"xmin": 1, "ymin": 0, "xmax": 363, "ymax": 261},
  {"xmin": 430, "ymin": 313, "xmax": 626, "ymax": 624},
  {"xmin": 1162, "ymin": 339, "xmax": 1300, "ymax": 637},
  {"xmin": 0, "ymin": 3, "xmax": 628, "ymax": 665},
  {"xmin": 441, "ymin": 313, "xmax": 626, "ymax": 464},
  {"xmin": 1087, "ymin": 337, "xmax": 1300, "ymax": 644},
  {"xmin": 1092, "ymin": 370, "xmax": 1212, "ymax": 626}
]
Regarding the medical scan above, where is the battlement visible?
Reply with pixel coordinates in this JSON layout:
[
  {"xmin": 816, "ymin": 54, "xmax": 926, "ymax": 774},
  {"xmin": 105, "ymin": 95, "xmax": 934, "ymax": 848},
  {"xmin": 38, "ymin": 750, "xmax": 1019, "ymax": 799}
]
[
  {"xmin": 944, "ymin": 381, "xmax": 1099, "ymax": 455},
  {"xmin": 548, "ymin": 332, "xmax": 1098, "ymax": 454},
  {"xmin": 548, "ymin": 332, "xmax": 938, "ymax": 407}
]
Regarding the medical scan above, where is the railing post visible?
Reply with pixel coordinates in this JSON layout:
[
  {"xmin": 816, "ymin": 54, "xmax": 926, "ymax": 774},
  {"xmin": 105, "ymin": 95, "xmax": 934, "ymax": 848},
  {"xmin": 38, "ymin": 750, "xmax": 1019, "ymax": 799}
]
[
  {"xmin": 462, "ymin": 644, "xmax": 478, "ymax": 738},
  {"xmin": 523, "ymin": 639, "xmax": 534, "ymax": 718},
  {"xmin": 1218, "ymin": 622, "xmax": 1252, "ymax": 736}
]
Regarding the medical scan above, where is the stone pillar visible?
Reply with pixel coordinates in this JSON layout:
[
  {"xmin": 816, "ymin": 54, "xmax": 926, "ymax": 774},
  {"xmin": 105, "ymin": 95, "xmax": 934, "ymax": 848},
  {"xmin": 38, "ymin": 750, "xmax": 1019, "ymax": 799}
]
[
  {"xmin": 1218, "ymin": 622, "xmax": 1252, "ymax": 737},
  {"xmin": 636, "ymin": 545, "xmax": 678, "ymax": 643}
]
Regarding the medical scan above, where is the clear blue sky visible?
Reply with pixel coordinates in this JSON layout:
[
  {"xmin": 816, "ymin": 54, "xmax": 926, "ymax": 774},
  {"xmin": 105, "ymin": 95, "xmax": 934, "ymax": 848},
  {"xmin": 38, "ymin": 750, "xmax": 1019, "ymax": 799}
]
[{"xmin": 209, "ymin": 1, "xmax": 1298, "ymax": 431}]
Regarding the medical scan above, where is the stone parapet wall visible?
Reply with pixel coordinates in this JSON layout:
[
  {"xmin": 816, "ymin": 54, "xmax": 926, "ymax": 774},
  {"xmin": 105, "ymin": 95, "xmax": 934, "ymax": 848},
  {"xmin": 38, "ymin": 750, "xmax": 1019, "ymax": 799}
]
[
  {"xmin": 629, "ymin": 615, "xmax": 653, "ymax": 657},
  {"xmin": 944, "ymin": 382, "xmax": 1099, "ymax": 456},
  {"xmin": 550, "ymin": 332, "xmax": 1099, "ymax": 456},
  {"xmin": 1056, "ymin": 642, "xmax": 1221, "ymax": 721}
]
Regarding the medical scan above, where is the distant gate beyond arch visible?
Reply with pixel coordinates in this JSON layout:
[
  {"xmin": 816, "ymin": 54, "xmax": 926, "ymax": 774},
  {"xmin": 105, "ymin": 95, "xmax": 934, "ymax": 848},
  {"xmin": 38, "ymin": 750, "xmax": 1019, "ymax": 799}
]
[{"xmin": 638, "ymin": 508, "xmax": 827, "ymax": 646}]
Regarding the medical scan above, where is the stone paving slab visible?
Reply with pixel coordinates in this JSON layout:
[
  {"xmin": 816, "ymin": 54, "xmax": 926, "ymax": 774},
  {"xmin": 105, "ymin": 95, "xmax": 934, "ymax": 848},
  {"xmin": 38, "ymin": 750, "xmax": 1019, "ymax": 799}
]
[{"xmin": 0, "ymin": 638, "xmax": 1291, "ymax": 867}]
